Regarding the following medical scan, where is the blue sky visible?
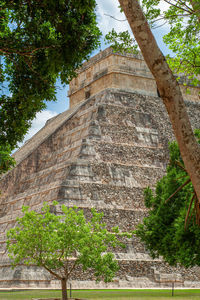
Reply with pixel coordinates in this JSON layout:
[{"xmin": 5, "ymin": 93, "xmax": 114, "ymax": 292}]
[{"xmin": 21, "ymin": 0, "xmax": 171, "ymax": 144}]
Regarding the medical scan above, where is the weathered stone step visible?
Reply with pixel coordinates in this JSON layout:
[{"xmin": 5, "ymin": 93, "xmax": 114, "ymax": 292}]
[
  {"xmin": 94, "ymin": 141, "xmax": 167, "ymax": 168},
  {"xmin": 97, "ymin": 103, "xmax": 158, "ymax": 129},
  {"xmin": 2, "ymin": 157, "xmax": 163, "ymax": 201},
  {"xmin": 0, "ymin": 259, "xmax": 198, "ymax": 287},
  {"xmin": 0, "ymin": 205, "xmax": 148, "ymax": 233},
  {"xmin": 12, "ymin": 99, "xmax": 97, "ymax": 166},
  {"xmin": 98, "ymin": 122, "xmax": 162, "ymax": 147}
]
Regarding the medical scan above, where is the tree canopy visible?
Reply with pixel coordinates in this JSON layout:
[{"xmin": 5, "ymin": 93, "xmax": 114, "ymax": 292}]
[
  {"xmin": 142, "ymin": 0, "xmax": 200, "ymax": 86},
  {"xmin": 7, "ymin": 202, "xmax": 130, "ymax": 300},
  {"xmin": 136, "ymin": 130, "xmax": 200, "ymax": 268},
  {"xmin": 0, "ymin": 0, "xmax": 100, "ymax": 172}
]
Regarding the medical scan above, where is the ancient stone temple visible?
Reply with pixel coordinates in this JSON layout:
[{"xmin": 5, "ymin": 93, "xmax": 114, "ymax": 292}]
[{"xmin": 0, "ymin": 48, "xmax": 200, "ymax": 289}]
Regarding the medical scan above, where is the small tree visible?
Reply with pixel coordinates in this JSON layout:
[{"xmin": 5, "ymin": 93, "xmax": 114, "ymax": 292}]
[{"xmin": 7, "ymin": 202, "xmax": 129, "ymax": 300}]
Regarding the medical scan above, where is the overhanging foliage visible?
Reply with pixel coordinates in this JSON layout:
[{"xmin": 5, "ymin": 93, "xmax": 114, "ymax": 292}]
[{"xmin": 0, "ymin": 0, "xmax": 101, "ymax": 156}]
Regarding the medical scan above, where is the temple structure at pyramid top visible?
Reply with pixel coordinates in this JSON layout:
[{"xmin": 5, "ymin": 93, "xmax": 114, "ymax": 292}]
[
  {"xmin": 11, "ymin": 47, "xmax": 200, "ymax": 168},
  {"xmin": 0, "ymin": 48, "xmax": 200, "ymax": 289},
  {"xmin": 69, "ymin": 47, "xmax": 199, "ymax": 108}
]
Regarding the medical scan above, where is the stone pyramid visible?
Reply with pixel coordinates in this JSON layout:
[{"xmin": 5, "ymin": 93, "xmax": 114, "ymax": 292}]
[{"xmin": 0, "ymin": 48, "xmax": 200, "ymax": 289}]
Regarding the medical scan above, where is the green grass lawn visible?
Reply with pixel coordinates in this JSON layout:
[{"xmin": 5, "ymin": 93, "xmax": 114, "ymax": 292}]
[{"xmin": 1, "ymin": 289, "xmax": 200, "ymax": 300}]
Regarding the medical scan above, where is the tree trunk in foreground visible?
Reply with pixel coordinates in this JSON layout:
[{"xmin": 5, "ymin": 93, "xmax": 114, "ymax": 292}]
[
  {"xmin": 190, "ymin": 1, "xmax": 200, "ymax": 23},
  {"xmin": 61, "ymin": 278, "xmax": 68, "ymax": 300},
  {"xmin": 118, "ymin": 0, "xmax": 200, "ymax": 203}
]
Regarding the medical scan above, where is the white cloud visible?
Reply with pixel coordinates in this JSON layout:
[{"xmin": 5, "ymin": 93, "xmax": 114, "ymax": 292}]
[
  {"xmin": 96, "ymin": 0, "xmax": 170, "ymax": 37},
  {"xmin": 96, "ymin": 0, "xmax": 171, "ymax": 55},
  {"xmin": 159, "ymin": 1, "xmax": 170, "ymax": 12},
  {"xmin": 18, "ymin": 110, "xmax": 58, "ymax": 147},
  {"xmin": 96, "ymin": 0, "xmax": 131, "ymax": 36}
]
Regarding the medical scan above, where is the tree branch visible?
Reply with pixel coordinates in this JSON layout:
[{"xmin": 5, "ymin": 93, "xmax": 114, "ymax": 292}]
[
  {"xmin": 104, "ymin": 13, "xmax": 127, "ymax": 22},
  {"xmin": 67, "ymin": 260, "xmax": 77, "ymax": 277},
  {"xmin": 42, "ymin": 264, "xmax": 61, "ymax": 280},
  {"xmin": 185, "ymin": 193, "xmax": 196, "ymax": 229},
  {"xmin": 176, "ymin": 0, "xmax": 194, "ymax": 13},
  {"xmin": 189, "ymin": 0, "xmax": 200, "ymax": 23},
  {"xmin": 0, "ymin": 45, "xmax": 56, "ymax": 57},
  {"xmin": 163, "ymin": 0, "xmax": 193, "ymax": 14},
  {"xmin": 165, "ymin": 178, "xmax": 191, "ymax": 203}
]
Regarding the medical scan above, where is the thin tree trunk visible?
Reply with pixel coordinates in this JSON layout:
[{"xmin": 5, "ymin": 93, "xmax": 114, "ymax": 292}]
[
  {"xmin": 118, "ymin": 0, "xmax": 200, "ymax": 203},
  {"xmin": 190, "ymin": 1, "xmax": 200, "ymax": 23},
  {"xmin": 61, "ymin": 278, "xmax": 68, "ymax": 300}
]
